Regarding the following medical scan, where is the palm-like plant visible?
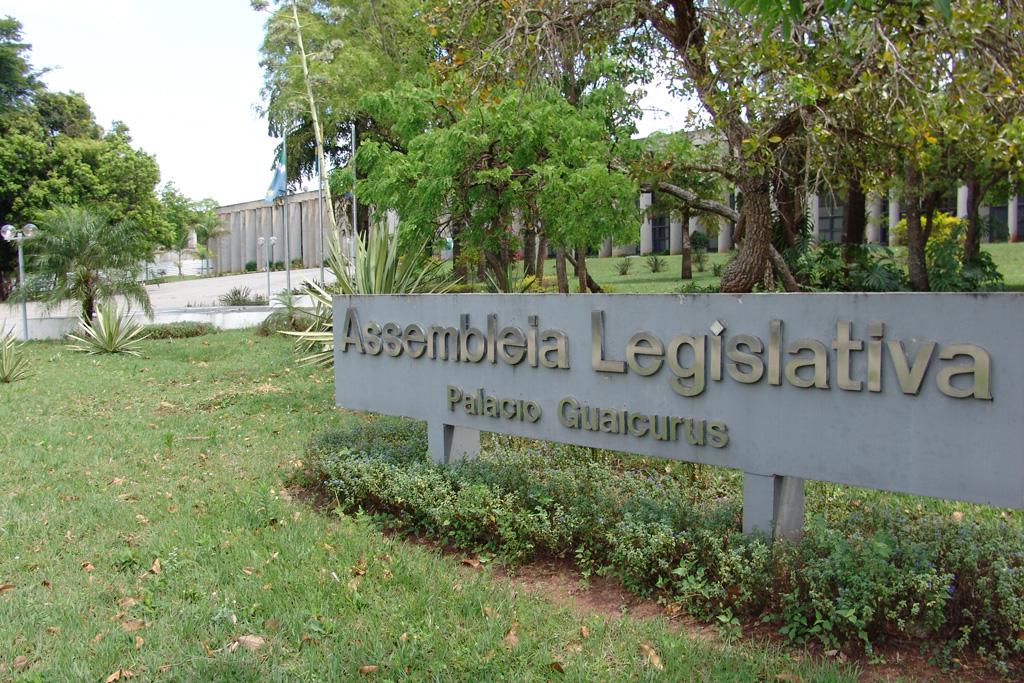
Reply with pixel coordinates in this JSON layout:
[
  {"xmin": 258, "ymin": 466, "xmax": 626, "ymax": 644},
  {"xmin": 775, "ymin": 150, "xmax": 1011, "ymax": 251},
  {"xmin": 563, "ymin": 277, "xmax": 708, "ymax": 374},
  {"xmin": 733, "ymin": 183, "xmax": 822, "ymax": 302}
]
[
  {"xmin": 22, "ymin": 206, "xmax": 154, "ymax": 321},
  {"xmin": 286, "ymin": 221, "xmax": 455, "ymax": 367},
  {"xmin": 67, "ymin": 301, "xmax": 149, "ymax": 356},
  {"xmin": 0, "ymin": 327, "xmax": 31, "ymax": 383}
]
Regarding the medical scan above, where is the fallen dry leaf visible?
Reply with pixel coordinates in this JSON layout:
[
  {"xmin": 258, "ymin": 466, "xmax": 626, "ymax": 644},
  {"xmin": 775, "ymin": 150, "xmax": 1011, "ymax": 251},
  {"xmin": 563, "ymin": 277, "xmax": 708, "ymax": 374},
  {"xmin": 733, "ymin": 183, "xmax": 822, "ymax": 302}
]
[
  {"xmin": 775, "ymin": 674, "xmax": 803, "ymax": 682},
  {"xmin": 120, "ymin": 620, "xmax": 146, "ymax": 633},
  {"xmin": 135, "ymin": 514, "xmax": 149, "ymax": 525},
  {"xmin": 149, "ymin": 558, "xmax": 161, "ymax": 575},
  {"xmin": 81, "ymin": 562, "xmax": 94, "ymax": 572},
  {"xmin": 503, "ymin": 623, "xmax": 519, "ymax": 649},
  {"xmin": 104, "ymin": 669, "xmax": 134, "ymax": 682},
  {"xmin": 639, "ymin": 642, "xmax": 663, "ymax": 671},
  {"xmin": 119, "ymin": 597, "xmax": 138, "ymax": 609},
  {"xmin": 399, "ymin": 632, "xmax": 409, "ymax": 642},
  {"xmin": 12, "ymin": 656, "xmax": 30, "ymax": 672},
  {"xmin": 0, "ymin": 583, "xmax": 14, "ymax": 593},
  {"xmin": 241, "ymin": 567, "xmax": 253, "ymax": 576},
  {"xmin": 550, "ymin": 661, "xmax": 565, "ymax": 674},
  {"xmin": 483, "ymin": 606, "xmax": 494, "ymax": 618},
  {"xmin": 234, "ymin": 634, "xmax": 266, "ymax": 651},
  {"xmin": 951, "ymin": 510, "xmax": 964, "ymax": 523},
  {"xmin": 461, "ymin": 557, "xmax": 481, "ymax": 569},
  {"xmin": 109, "ymin": 477, "xmax": 126, "ymax": 486},
  {"xmin": 358, "ymin": 665, "xmax": 379, "ymax": 674},
  {"xmin": 134, "ymin": 636, "xmax": 144, "ymax": 650},
  {"xmin": 579, "ymin": 625, "xmax": 590, "ymax": 639},
  {"xmin": 47, "ymin": 626, "xmax": 60, "ymax": 635}
]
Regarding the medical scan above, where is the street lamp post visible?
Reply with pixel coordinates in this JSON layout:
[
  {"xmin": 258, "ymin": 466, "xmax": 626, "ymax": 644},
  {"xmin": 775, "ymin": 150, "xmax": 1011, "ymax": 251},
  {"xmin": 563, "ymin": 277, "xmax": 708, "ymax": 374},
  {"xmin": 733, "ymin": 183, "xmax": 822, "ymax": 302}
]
[
  {"xmin": 257, "ymin": 235, "xmax": 277, "ymax": 304},
  {"xmin": 2, "ymin": 223, "xmax": 36, "ymax": 339}
]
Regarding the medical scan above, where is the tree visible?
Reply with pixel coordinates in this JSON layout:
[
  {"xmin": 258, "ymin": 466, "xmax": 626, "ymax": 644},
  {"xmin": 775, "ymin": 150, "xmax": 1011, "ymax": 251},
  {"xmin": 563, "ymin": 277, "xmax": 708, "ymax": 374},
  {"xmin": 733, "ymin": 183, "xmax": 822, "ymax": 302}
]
[
  {"xmin": 355, "ymin": 81, "xmax": 638, "ymax": 291},
  {"xmin": 22, "ymin": 206, "xmax": 153, "ymax": 321}
]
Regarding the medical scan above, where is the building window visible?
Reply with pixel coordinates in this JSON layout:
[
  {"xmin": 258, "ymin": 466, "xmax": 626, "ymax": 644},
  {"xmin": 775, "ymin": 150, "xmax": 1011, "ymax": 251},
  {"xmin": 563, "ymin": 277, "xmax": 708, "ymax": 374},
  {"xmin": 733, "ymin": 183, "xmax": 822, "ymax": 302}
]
[
  {"xmin": 651, "ymin": 214, "xmax": 670, "ymax": 253},
  {"xmin": 818, "ymin": 193, "xmax": 844, "ymax": 243}
]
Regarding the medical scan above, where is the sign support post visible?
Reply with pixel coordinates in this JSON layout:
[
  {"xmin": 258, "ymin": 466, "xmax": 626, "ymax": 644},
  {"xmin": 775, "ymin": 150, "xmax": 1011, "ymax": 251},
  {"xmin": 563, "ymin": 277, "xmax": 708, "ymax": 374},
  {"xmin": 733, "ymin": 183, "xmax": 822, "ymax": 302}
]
[
  {"xmin": 428, "ymin": 424, "xmax": 480, "ymax": 465},
  {"xmin": 742, "ymin": 473, "xmax": 805, "ymax": 540}
]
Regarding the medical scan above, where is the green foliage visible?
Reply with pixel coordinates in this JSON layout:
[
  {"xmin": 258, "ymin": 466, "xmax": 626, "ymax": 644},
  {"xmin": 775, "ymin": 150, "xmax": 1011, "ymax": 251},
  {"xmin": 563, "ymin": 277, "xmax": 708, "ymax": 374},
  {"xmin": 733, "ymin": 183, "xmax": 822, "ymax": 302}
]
[
  {"xmin": 309, "ymin": 418, "xmax": 1024, "ymax": 668},
  {"xmin": 286, "ymin": 221, "xmax": 455, "ymax": 367},
  {"xmin": 244, "ymin": 260, "xmax": 258, "ymax": 272},
  {"xmin": 616, "ymin": 256, "xmax": 632, "ymax": 275},
  {"xmin": 141, "ymin": 322, "xmax": 217, "ymax": 340},
  {"xmin": 690, "ymin": 232, "xmax": 710, "ymax": 251},
  {"xmin": 218, "ymin": 287, "xmax": 268, "ymax": 307},
  {"xmin": 256, "ymin": 308, "xmax": 315, "ymax": 337},
  {"xmin": 646, "ymin": 254, "xmax": 666, "ymax": 273},
  {"xmin": 0, "ymin": 326, "xmax": 30, "ymax": 383},
  {"xmin": 926, "ymin": 225, "xmax": 1004, "ymax": 292},
  {"xmin": 794, "ymin": 243, "xmax": 907, "ymax": 292},
  {"xmin": 712, "ymin": 262, "xmax": 725, "ymax": 277},
  {"xmin": 677, "ymin": 282, "xmax": 721, "ymax": 294},
  {"xmin": 67, "ymin": 301, "xmax": 148, "ymax": 356},
  {"xmin": 159, "ymin": 182, "xmax": 221, "ymax": 251},
  {"xmin": 693, "ymin": 248, "xmax": 709, "ymax": 273},
  {"xmin": 20, "ymin": 206, "xmax": 154, "ymax": 320},
  {"xmin": 891, "ymin": 212, "xmax": 964, "ymax": 248}
]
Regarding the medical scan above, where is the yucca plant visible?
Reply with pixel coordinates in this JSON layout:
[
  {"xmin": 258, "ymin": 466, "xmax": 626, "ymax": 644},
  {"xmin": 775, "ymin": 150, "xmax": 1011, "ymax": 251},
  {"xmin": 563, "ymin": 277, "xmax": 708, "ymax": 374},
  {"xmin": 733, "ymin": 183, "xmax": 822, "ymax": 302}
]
[
  {"xmin": 0, "ymin": 327, "xmax": 31, "ymax": 383},
  {"xmin": 285, "ymin": 221, "xmax": 455, "ymax": 367},
  {"xmin": 67, "ymin": 301, "xmax": 149, "ymax": 356}
]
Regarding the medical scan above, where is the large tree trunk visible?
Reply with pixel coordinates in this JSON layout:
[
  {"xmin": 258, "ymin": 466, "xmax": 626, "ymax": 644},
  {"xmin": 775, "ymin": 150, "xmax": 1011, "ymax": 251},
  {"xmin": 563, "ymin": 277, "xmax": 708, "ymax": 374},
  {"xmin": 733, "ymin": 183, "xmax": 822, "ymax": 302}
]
[
  {"xmin": 555, "ymin": 249, "xmax": 569, "ymax": 293},
  {"xmin": 904, "ymin": 167, "xmax": 930, "ymax": 292},
  {"xmin": 843, "ymin": 174, "xmax": 867, "ymax": 261},
  {"xmin": 774, "ymin": 178, "xmax": 802, "ymax": 249},
  {"xmin": 719, "ymin": 178, "xmax": 773, "ymax": 292},
  {"xmin": 565, "ymin": 251, "xmax": 604, "ymax": 293},
  {"xmin": 535, "ymin": 235, "xmax": 548, "ymax": 284},
  {"xmin": 576, "ymin": 248, "xmax": 589, "ymax": 293},
  {"xmin": 962, "ymin": 176, "xmax": 984, "ymax": 265},
  {"xmin": 680, "ymin": 209, "xmax": 692, "ymax": 280},
  {"xmin": 451, "ymin": 224, "xmax": 467, "ymax": 283},
  {"xmin": 522, "ymin": 225, "xmax": 537, "ymax": 276}
]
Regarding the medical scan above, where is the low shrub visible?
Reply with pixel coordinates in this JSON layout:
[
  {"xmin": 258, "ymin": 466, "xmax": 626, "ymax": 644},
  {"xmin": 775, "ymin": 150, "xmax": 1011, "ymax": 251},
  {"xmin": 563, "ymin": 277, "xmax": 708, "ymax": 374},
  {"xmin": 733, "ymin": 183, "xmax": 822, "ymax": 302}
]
[
  {"xmin": 712, "ymin": 262, "xmax": 724, "ymax": 277},
  {"xmin": 677, "ymin": 282, "xmax": 720, "ymax": 294},
  {"xmin": 308, "ymin": 419, "xmax": 1024, "ymax": 671},
  {"xmin": 693, "ymin": 248, "xmax": 708, "ymax": 273},
  {"xmin": 256, "ymin": 308, "xmax": 315, "ymax": 336},
  {"xmin": 218, "ymin": 287, "xmax": 268, "ymax": 307},
  {"xmin": 67, "ymin": 302, "xmax": 148, "ymax": 356},
  {"xmin": 690, "ymin": 232, "xmax": 710, "ymax": 252},
  {"xmin": 0, "ymin": 327, "xmax": 30, "ymax": 383},
  {"xmin": 142, "ymin": 322, "xmax": 217, "ymax": 339},
  {"xmin": 617, "ymin": 257, "xmax": 632, "ymax": 275},
  {"xmin": 646, "ymin": 254, "xmax": 666, "ymax": 273},
  {"xmin": 244, "ymin": 260, "xmax": 258, "ymax": 272}
]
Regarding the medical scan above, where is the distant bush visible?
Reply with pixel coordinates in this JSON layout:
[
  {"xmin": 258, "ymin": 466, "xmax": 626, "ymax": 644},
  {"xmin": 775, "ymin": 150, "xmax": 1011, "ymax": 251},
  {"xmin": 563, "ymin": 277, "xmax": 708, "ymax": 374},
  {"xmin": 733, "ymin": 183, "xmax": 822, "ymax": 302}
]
[
  {"xmin": 271, "ymin": 260, "xmax": 286, "ymax": 271},
  {"xmin": 690, "ymin": 232, "xmax": 710, "ymax": 251},
  {"xmin": 646, "ymin": 254, "xmax": 666, "ymax": 273},
  {"xmin": 712, "ymin": 262, "xmax": 724, "ymax": 277},
  {"xmin": 308, "ymin": 419, "xmax": 1024, "ymax": 671},
  {"xmin": 218, "ymin": 287, "xmax": 267, "ymax": 307},
  {"xmin": 143, "ymin": 322, "xmax": 217, "ymax": 339},
  {"xmin": 256, "ymin": 308, "xmax": 315, "ymax": 336},
  {"xmin": 291, "ymin": 258, "xmax": 304, "ymax": 269},
  {"xmin": 693, "ymin": 248, "xmax": 708, "ymax": 272},
  {"xmin": 677, "ymin": 282, "xmax": 719, "ymax": 293},
  {"xmin": 244, "ymin": 260, "xmax": 258, "ymax": 272},
  {"xmin": 616, "ymin": 257, "xmax": 632, "ymax": 275},
  {"xmin": 890, "ymin": 212, "xmax": 963, "ymax": 247}
]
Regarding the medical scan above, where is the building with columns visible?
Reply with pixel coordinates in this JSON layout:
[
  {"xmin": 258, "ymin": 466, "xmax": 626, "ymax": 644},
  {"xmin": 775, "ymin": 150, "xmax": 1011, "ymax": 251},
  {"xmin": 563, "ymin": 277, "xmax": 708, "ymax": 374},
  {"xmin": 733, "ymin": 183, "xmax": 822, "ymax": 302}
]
[{"xmin": 614, "ymin": 188, "xmax": 1021, "ymax": 257}]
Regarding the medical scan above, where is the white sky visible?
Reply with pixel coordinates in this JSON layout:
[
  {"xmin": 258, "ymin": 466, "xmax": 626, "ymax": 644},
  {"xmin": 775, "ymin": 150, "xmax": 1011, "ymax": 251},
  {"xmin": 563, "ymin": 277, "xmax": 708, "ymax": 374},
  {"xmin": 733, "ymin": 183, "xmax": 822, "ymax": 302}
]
[{"xmin": 3, "ymin": 0, "xmax": 688, "ymax": 206}]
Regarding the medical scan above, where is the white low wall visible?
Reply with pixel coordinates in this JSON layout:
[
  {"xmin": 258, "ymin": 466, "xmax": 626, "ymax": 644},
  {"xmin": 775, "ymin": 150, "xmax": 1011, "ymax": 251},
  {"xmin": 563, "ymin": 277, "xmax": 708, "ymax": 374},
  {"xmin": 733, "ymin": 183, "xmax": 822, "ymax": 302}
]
[{"xmin": 8, "ymin": 306, "xmax": 290, "ymax": 341}]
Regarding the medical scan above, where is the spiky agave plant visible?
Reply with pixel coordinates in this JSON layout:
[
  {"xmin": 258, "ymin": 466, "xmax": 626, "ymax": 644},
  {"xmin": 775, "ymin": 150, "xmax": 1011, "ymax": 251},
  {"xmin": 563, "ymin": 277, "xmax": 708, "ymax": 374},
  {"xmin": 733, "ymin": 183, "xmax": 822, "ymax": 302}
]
[
  {"xmin": 285, "ymin": 221, "xmax": 455, "ymax": 367},
  {"xmin": 0, "ymin": 327, "xmax": 31, "ymax": 383},
  {"xmin": 67, "ymin": 301, "xmax": 149, "ymax": 356}
]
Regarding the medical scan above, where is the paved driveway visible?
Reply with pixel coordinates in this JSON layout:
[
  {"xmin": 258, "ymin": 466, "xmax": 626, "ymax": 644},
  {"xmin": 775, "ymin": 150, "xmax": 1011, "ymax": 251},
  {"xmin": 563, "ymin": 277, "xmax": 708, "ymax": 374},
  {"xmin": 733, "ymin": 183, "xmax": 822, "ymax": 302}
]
[{"xmin": 0, "ymin": 267, "xmax": 335, "ymax": 331}]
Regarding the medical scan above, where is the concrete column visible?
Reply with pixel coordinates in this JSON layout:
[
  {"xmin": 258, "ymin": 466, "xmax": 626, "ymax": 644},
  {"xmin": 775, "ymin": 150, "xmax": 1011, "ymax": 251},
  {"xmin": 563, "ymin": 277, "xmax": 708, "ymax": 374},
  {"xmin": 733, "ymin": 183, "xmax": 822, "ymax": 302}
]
[
  {"xmin": 230, "ymin": 212, "xmax": 243, "ymax": 272},
  {"xmin": 1009, "ymin": 196, "xmax": 1020, "ymax": 242},
  {"xmin": 669, "ymin": 217, "xmax": 683, "ymax": 255},
  {"xmin": 288, "ymin": 201, "xmax": 302, "ymax": 267},
  {"xmin": 742, "ymin": 473, "xmax": 804, "ymax": 541},
  {"xmin": 428, "ymin": 423, "xmax": 480, "ymax": 465},
  {"xmin": 639, "ymin": 192, "xmax": 653, "ymax": 255},
  {"xmin": 866, "ymin": 192, "xmax": 883, "ymax": 244},
  {"xmin": 718, "ymin": 219, "xmax": 733, "ymax": 252},
  {"xmin": 808, "ymin": 193, "xmax": 820, "ymax": 239},
  {"xmin": 244, "ymin": 211, "xmax": 257, "ymax": 268},
  {"xmin": 599, "ymin": 236, "xmax": 612, "ymax": 258},
  {"xmin": 888, "ymin": 191, "xmax": 901, "ymax": 246},
  {"xmin": 956, "ymin": 185, "xmax": 969, "ymax": 218}
]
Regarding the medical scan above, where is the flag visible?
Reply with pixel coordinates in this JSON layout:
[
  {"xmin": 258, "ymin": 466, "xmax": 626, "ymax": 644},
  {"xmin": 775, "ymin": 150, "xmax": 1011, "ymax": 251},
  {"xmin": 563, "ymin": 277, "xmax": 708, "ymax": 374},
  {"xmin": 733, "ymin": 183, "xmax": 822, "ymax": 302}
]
[{"xmin": 264, "ymin": 145, "xmax": 286, "ymax": 205}]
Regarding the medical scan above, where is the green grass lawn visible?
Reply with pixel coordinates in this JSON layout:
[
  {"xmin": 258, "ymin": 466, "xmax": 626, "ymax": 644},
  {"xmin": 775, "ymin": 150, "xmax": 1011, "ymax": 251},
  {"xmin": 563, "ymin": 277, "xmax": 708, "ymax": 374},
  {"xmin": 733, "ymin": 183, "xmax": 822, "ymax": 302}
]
[
  {"xmin": 0, "ymin": 332, "xmax": 857, "ymax": 681},
  {"xmin": 540, "ymin": 242, "xmax": 1024, "ymax": 293}
]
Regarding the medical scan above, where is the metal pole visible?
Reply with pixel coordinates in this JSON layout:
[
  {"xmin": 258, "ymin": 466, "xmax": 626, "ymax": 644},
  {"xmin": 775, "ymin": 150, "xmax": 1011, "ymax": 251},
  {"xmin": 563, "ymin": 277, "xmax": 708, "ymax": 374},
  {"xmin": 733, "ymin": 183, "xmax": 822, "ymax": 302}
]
[
  {"xmin": 318, "ymin": 158, "xmax": 325, "ymax": 283},
  {"xmin": 283, "ymin": 127, "xmax": 291, "ymax": 295},
  {"xmin": 351, "ymin": 120, "xmax": 357, "ymax": 267},
  {"xmin": 17, "ymin": 240, "xmax": 27, "ymax": 340},
  {"xmin": 265, "ymin": 239, "xmax": 271, "ymax": 303}
]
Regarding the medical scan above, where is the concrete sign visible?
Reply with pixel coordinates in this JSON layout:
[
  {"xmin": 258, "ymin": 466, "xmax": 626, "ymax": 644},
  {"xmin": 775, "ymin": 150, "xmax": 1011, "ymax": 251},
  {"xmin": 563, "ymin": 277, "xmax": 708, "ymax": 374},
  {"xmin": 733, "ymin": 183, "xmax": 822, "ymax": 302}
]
[{"xmin": 333, "ymin": 293, "xmax": 1024, "ymax": 537}]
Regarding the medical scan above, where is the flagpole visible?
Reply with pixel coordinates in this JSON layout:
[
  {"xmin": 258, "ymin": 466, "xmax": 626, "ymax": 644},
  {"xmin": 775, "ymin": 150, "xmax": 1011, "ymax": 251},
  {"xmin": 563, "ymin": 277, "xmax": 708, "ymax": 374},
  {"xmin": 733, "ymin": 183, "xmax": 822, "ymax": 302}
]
[
  {"xmin": 317, "ymin": 156, "xmax": 325, "ymax": 283},
  {"xmin": 350, "ymin": 120, "xmax": 357, "ymax": 267},
  {"xmin": 283, "ymin": 126, "xmax": 291, "ymax": 295}
]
